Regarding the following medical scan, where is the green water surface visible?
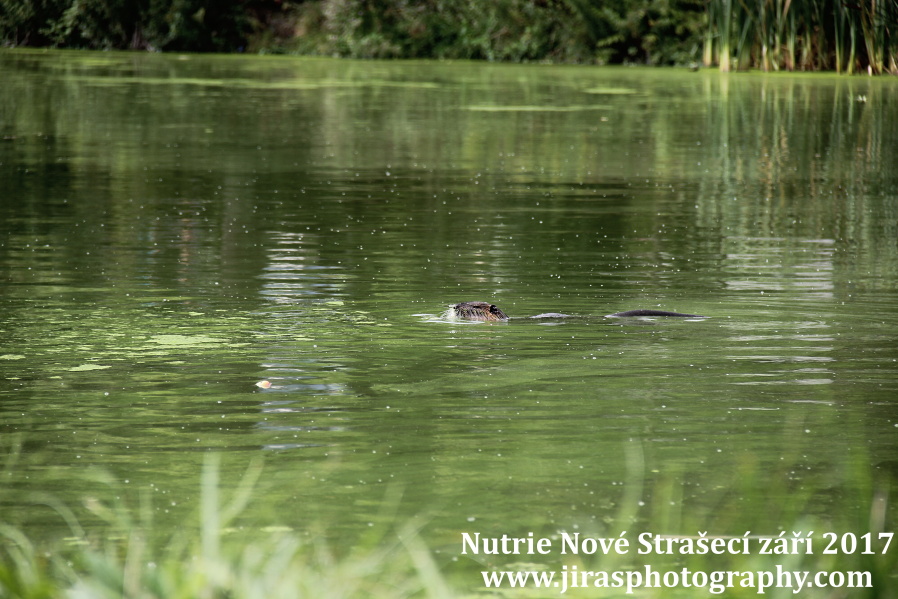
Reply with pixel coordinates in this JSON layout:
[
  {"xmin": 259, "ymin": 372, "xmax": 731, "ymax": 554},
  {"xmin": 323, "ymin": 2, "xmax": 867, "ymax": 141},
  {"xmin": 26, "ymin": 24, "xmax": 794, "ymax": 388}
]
[{"xmin": 1, "ymin": 50, "xmax": 897, "ymax": 582}]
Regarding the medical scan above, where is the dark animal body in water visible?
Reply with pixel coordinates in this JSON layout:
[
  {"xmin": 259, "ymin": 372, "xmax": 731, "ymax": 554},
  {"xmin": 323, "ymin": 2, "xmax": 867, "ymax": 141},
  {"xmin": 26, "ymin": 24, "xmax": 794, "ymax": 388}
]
[
  {"xmin": 449, "ymin": 302, "xmax": 706, "ymax": 322},
  {"xmin": 451, "ymin": 301, "xmax": 510, "ymax": 321}
]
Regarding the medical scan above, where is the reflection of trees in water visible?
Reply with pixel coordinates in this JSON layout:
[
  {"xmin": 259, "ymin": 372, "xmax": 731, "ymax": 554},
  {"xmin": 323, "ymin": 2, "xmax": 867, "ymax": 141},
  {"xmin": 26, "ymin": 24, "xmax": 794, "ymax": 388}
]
[{"xmin": 4, "ymin": 55, "xmax": 894, "ymax": 298}]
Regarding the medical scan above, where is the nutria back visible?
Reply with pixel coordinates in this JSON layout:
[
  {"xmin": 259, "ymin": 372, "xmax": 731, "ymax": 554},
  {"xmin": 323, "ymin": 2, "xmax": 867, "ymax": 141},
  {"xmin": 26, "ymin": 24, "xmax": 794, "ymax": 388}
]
[
  {"xmin": 606, "ymin": 309, "xmax": 706, "ymax": 318},
  {"xmin": 450, "ymin": 302, "xmax": 705, "ymax": 321}
]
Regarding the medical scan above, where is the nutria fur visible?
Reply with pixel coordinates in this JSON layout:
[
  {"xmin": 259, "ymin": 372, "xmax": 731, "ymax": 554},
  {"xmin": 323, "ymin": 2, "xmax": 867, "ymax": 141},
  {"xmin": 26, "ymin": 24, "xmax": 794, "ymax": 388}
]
[
  {"xmin": 605, "ymin": 309, "xmax": 706, "ymax": 318},
  {"xmin": 450, "ymin": 302, "xmax": 705, "ymax": 321},
  {"xmin": 451, "ymin": 301, "xmax": 509, "ymax": 321}
]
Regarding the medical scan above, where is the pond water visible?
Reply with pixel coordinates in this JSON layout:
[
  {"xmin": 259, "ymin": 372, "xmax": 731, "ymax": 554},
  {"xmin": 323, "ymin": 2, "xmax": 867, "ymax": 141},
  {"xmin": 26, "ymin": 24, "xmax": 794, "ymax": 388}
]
[{"xmin": 1, "ymin": 50, "xmax": 897, "ymax": 583}]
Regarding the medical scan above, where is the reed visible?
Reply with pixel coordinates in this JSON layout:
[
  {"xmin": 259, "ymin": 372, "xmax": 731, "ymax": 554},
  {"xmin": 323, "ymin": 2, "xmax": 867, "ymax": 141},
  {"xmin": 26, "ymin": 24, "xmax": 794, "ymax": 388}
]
[
  {"xmin": 719, "ymin": 0, "xmax": 734, "ymax": 71},
  {"xmin": 703, "ymin": 0, "xmax": 898, "ymax": 73}
]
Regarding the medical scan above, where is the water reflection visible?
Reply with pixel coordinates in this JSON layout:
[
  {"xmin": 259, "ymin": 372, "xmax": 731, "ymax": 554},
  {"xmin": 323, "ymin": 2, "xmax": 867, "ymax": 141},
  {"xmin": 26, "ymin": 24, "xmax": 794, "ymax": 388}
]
[
  {"xmin": 259, "ymin": 231, "xmax": 345, "ymax": 305},
  {"xmin": 724, "ymin": 237, "xmax": 835, "ymax": 295},
  {"xmin": 1, "ymin": 52, "xmax": 896, "ymax": 551}
]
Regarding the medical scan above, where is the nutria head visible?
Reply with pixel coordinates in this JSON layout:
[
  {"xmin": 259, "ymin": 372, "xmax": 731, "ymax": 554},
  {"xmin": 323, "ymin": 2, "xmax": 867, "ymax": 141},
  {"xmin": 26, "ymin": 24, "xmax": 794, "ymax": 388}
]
[{"xmin": 451, "ymin": 301, "xmax": 509, "ymax": 322}]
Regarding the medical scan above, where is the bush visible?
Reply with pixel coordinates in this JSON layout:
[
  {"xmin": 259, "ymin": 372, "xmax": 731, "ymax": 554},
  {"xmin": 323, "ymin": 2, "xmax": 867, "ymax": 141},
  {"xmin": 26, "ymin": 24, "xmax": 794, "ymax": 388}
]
[
  {"xmin": 0, "ymin": 0, "xmax": 254, "ymax": 51},
  {"xmin": 2, "ymin": 0, "xmax": 894, "ymax": 72}
]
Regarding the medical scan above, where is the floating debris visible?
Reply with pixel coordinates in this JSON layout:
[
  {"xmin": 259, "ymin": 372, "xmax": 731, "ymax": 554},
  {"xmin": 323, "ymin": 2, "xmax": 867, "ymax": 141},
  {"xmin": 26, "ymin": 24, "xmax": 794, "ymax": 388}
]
[{"xmin": 68, "ymin": 364, "xmax": 112, "ymax": 372}]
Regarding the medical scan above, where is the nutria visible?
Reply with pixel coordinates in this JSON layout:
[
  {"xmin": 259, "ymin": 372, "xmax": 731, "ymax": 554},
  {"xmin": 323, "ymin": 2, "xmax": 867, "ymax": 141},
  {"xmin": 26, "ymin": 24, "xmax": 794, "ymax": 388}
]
[
  {"xmin": 448, "ymin": 302, "xmax": 706, "ymax": 321},
  {"xmin": 451, "ymin": 301, "xmax": 510, "ymax": 321}
]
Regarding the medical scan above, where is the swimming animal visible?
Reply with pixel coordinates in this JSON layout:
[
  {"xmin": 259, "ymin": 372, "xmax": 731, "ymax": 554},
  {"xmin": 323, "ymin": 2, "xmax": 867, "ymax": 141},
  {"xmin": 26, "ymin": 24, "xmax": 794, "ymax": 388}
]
[
  {"xmin": 451, "ymin": 301, "xmax": 510, "ymax": 321},
  {"xmin": 449, "ymin": 301, "xmax": 706, "ymax": 322}
]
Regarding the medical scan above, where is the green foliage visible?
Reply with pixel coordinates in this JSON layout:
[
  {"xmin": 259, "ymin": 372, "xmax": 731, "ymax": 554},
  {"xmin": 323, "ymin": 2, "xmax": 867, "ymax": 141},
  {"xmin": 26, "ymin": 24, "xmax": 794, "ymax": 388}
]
[
  {"xmin": 0, "ymin": 526, "xmax": 60, "ymax": 599},
  {"xmin": 319, "ymin": 0, "xmax": 593, "ymax": 62},
  {"xmin": 0, "ymin": 0, "xmax": 254, "ymax": 51},
  {"xmin": 0, "ymin": 0, "xmax": 66, "ymax": 46},
  {"xmin": 566, "ymin": 0, "xmax": 707, "ymax": 65},
  {"xmin": 40, "ymin": 1, "xmax": 145, "ymax": 49},
  {"xmin": 0, "ymin": 456, "xmax": 452, "ymax": 599},
  {"xmin": 2, "ymin": 453, "xmax": 895, "ymax": 598},
  {"xmin": 1, "ymin": 0, "xmax": 896, "ymax": 72},
  {"xmin": 294, "ymin": 0, "xmax": 706, "ymax": 64}
]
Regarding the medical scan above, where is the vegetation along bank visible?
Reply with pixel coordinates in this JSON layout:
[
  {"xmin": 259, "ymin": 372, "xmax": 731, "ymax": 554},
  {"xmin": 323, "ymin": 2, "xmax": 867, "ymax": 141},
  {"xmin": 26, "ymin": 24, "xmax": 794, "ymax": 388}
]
[{"xmin": 2, "ymin": 0, "xmax": 896, "ymax": 73}]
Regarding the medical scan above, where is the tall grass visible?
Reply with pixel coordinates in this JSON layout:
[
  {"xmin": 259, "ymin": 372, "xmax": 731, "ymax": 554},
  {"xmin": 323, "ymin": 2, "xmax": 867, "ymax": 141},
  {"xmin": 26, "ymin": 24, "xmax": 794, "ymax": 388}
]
[
  {"xmin": 703, "ymin": 0, "xmax": 898, "ymax": 73},
  {"xmin": 1, "ymin": 451, "xmax": 895, "ymax": 598},
  {"xmin": 0, "ymin": 455, "xmax": 452, "ymax": 599}
]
